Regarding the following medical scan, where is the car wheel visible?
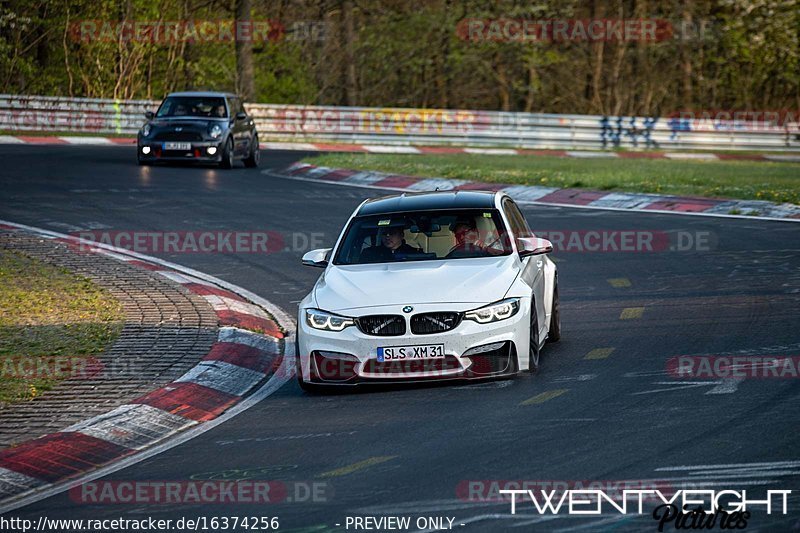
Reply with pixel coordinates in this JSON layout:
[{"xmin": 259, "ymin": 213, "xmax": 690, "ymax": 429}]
[
  {"xmin": 547, "ymin": 279, "xmax": 561, "ymax": 343},
  {"xmin": 220, "ymin": 137, "xmax": 234, "ymax": 169},
  {"xmin": 529, "ymin": 301, "xmax": 540, "ymax": 373},
  {"xmin": 243, "ymin": 134, "xmax": 260, "ymax": 168}
]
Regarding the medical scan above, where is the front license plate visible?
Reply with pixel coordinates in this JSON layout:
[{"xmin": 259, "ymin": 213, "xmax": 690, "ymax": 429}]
[
  {"xmin": 377, "ymin": 344, "xmax": 445, "ymax": 362},
  {"xmin": 163, "ymin": 142, "xmax": 191, "ymax": 151}
]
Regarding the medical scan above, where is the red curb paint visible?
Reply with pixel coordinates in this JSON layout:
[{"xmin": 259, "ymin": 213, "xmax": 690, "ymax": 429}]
[
  {"xmin": 0, "ymin": 432, "xmax": 131, "ymax": 483},
  {"xmin": 108, "ymin": 137, "xmax": 136, "ymax": 145},
  {"xmin": 125, "ymin": 259, "xmax": 168, "ymax": 271},
  {"xmin": 134, "ymin": 382, "xmax": 239, "ymax": 422},
  {"xmin": 716, "ymin": 153, "xmax": 766, "ymax": 161},
  {"xmin": 318, "ymin": 168, "xmax": 358, "ymax": 181},
  {"xmin": 642, "ymin": 195, "xmax": 723, "ymax": 212},
  {"xmin": 205, "ymin": 342, "xmax": 279, "ymax": 373},
  {"xmin": 0, "ymin": 223, "xmax": 18, "ymax": 230},
  {"xmin": 183, "ymin": 283, "xmax": 248, "ymax": 303},
  {"xmin": 536, "ymin": 189, "xmax": 608, "ymax": 205},
  {"xmin": 216, "ymin": 310, "xmax": 284, "ymax": 339},
  {"xmin": 371, "ymin": 175, "xmax": 419, "ymax": 188},
  {"xmin": 15, "ymin": 136, "xmax": 69, "ymax": 144},
  {"xmin": 288, "ymin": 164, "xmax": 314, "ymax": 176}
]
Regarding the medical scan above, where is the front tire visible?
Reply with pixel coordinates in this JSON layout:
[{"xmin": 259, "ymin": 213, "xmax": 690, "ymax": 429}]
[
  {"xmin": 547, "ymin": 279, "xmax": 561, "ymax": 343},
  {"xmin": 243, "ymin": 134, "xmax": 260, "ymax": 168},
  {"xmin": 220, "ymin": 137, "xmax": 234, "ymax": 169},
  {"xmin": 529, "ymin": 302, "xmax": 540, "ymax": 373}
]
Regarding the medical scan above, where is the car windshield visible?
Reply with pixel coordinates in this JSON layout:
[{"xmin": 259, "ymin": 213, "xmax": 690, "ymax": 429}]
[
  {"xmin": 156, "ymin": 96, "xmax": 227, "ymax": 118},
  {"xmin": 333, "ymin": 209, "xmax": 512, "ymax": 265}
]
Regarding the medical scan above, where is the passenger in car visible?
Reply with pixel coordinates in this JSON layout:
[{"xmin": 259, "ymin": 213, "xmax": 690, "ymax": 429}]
[
  {"xmin": 360, "ymin": 226, "xmax": 421, "ymax": 262},
  {"xmin": 447, "ymin": 218, "xmax": 487, "ymax": 258}
]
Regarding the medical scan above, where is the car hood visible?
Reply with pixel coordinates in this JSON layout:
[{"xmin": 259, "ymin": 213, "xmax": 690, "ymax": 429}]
[
  {"xmin": 314, "ymin": 256, "xmax": 520, "ymax": 312},
  {"xmin": 151, "ymin": 118, "xmax": 224, "ymax": 128}
]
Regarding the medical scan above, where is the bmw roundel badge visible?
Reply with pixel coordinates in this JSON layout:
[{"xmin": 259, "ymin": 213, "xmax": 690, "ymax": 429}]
[{"xmin": 403, "ymin": 306, "xmax": 413, "ymax": 313}]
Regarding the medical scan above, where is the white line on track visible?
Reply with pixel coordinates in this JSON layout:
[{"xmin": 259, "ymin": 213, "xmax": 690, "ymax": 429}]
[{"xmin": 655, "ymin": 460, "xmax": 800, "ymax": 472}]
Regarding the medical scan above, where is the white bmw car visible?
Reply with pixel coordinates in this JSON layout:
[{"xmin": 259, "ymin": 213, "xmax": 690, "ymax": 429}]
[{"xmin": 296, "ymin": 190, "xmax": 560, "ymax": 390}]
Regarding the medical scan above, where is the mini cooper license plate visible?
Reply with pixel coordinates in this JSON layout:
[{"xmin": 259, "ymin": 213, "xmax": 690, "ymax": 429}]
[
  {"xmin": 163, "ymin": 142, "xmax": 191, "ymax": 151},
  {"xmin": 377, "ymin": 344, "xmax": 445, "ymax": 362}
]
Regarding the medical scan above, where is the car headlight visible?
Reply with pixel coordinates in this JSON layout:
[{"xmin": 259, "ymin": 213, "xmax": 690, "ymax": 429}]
[
  {"xmin": 464, "ymin": 298, "xmax": 520, "ymax": 324},
  {"xmin": 305, "ymin": 308, "xmax": 355, "ymax": 332},
  {"xmin": 209, "ymin": 124, "xmax": 223, "ymax": 139},
  {"xmin": 141, "ymin": 123, "xmax": 151, "ymax": 137}
]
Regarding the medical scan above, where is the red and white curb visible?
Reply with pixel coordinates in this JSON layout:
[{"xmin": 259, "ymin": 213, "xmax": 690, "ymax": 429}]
[
  {"xmin": 0, "ymin": 135, "xmax": 133, "ymax": 146},
  {"xmin": 269, "ymin": 162, "xmax": 800, "ymax": 222},
  {"xmin": 1, "ymin": 135, "xmax": 799, "ymax": 163},
  {"xmin": 0, "ymin": 220, "xmax": 295, "ymax": 511}
]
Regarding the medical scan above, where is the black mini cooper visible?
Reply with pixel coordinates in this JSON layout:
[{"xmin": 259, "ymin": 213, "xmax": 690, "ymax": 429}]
[{"xmin": 137, "ymin": 91, "xmax": 260, "ymax": 168}]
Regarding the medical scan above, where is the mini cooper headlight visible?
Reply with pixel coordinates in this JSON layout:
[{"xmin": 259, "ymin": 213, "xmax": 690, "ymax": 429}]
[
  {"xmin": 209, "ymin": 124, "xmax": 223, "ymax": 139},
  {"xmin": 305, "ymin": 308, "xmax": 355, "ymax": 332},
  {"xmin": 464, "ymin": 298, "xmax": 520, "ymax": 324},
  {"xmin": 141, "ymin": 123, "xmax": 151, "ymax": 137}
]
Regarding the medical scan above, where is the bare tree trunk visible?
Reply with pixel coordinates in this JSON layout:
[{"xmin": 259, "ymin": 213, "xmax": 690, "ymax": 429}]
[
  {"xmin": 680, "ymin": 0, "xmax": 693, "ymax": 108},
  {"xmin": 495, "ymin": 54, "xmax": 510, "ymax": 111},
  {"xmin": 179, "ymin": 0, "xmax": 195, "ymax": 92},
  {"xmin": 343, "ymin": 0, "xmax": 358, "ymax": 106},
  {"xmin": 524, "ymin": 59, "xmax": 537, "ymax": 112},
  {"xmin": 589, "ymin": 0, "xmax": 606, "ymax": 113},
  {"xmin": 235, "ymin": 0, "xmax": 255, "ymax": 100}
]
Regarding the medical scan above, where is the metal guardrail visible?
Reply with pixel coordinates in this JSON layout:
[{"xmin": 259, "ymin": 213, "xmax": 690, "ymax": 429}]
[{"xmin": 1, "ymin": 94, "xmax": 798, "ymax": 152}]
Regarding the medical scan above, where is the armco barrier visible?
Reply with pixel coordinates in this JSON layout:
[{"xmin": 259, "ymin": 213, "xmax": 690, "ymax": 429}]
[{"xmin": 1, "ymin": 94, "xmax": 798, "ymax": 152}]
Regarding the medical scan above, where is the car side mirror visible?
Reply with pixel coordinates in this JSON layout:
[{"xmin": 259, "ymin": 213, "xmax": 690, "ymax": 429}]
[
  {"xmin": 144, "ymin": 111, "xmax": 154, "ymax": 120},
  {"xmin": 517, "ymin": 237, "xmax": 553, "ymax": 257},
  {"xmin": 236, "ymin": 111, "xmax": 247, "ymax": 120},
  {"xmin": 302, "ymin": 248, "xmax": 331, "ymax": 268}
]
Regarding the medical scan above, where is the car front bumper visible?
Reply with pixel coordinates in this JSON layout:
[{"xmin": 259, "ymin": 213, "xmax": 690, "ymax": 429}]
[
  {"xmin": 297, "ymin": 302, "xmax": 530, "ymax": 386},
  {"xmin": 137, "ymin": 140, "xmax": 225, "ymax": 162}
]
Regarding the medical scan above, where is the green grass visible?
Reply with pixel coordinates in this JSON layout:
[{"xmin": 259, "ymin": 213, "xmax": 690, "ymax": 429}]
[
  {"xmin": 0, "ymin": 250, "xmax": 124, "ymax": 404},
  {"xmin": 305, "ymin": 153, "xmax": 800, "ymax": 205}
]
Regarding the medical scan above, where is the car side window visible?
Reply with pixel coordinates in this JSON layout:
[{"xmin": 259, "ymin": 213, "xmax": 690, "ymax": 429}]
[
  {"xmin": 502, "ymin": 198, "xmax": 533, "ymax": 239},
  {"xmin": 234, "ymin": 98, "xmax": 245, "ymax": 117},
  {"xmin": 226, "ymin": 98, "xmax": 238, "ymax": 117}
]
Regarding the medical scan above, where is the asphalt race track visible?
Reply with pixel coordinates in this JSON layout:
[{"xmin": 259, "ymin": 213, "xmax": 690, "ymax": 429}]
[{"xmin": 1, "ymin": 145, "xmax": 799, "ymax": 532}]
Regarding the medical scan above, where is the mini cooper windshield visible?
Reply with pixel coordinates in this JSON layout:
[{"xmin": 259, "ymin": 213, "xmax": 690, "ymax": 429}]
[
  {"xmin": 333, "ymin": 209, "xmax": 513, "ymax": 265},
  {"xmin": 156, "ymin": 96, "xmax": 227, "ymax": 118}
]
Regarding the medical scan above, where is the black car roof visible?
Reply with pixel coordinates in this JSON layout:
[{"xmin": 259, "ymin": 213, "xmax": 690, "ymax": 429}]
[
  {"xmin": 357, "ymin": 190, "xmax": 499, "ymax": 216},
  {"xmin": 166, "ymin": 91, "xmax": 237, "ymax": 98}
]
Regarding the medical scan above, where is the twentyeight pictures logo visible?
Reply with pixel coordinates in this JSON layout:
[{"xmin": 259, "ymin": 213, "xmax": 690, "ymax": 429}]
[{"xmin": 499, "ymin": 489, "xmax": 791, "ymax": 531}]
